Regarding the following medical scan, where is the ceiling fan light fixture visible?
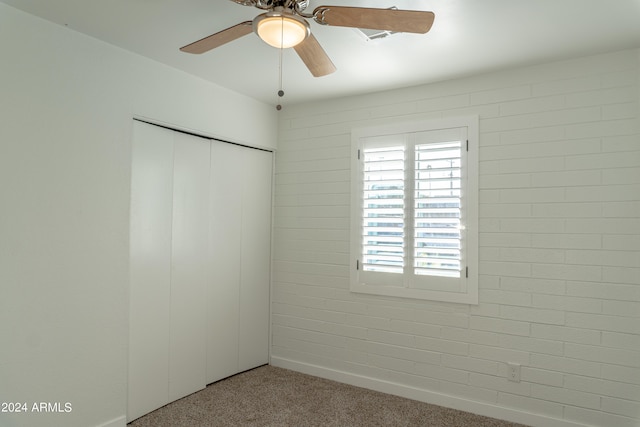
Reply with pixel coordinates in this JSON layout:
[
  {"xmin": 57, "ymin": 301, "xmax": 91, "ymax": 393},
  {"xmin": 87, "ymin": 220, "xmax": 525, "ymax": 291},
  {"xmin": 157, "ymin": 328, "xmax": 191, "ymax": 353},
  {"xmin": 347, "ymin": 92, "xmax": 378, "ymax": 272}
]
[{"xmin": 254, "ymin": 11, "xmax": 310, "ymax": 48}]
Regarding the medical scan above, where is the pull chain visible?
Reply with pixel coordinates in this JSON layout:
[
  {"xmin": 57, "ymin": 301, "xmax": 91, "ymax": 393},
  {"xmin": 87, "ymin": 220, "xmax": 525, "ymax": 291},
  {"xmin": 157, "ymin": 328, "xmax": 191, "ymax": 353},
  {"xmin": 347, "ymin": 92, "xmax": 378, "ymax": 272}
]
[{"xmin": 276, "ymin": 17, "xmax": 284, "ymax": 111}]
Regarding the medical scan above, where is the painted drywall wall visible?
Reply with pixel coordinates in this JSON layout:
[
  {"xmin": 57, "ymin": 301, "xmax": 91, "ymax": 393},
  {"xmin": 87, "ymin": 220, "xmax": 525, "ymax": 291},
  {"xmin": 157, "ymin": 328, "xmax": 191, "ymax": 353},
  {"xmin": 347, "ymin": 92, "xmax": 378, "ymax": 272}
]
[
  {"xmin": 272, "ymin": 49, "xmax": 640, "ymax": 427},
  {"xmin": 0, "ymin": 4, "xmax": 276, "ymax": 427}
]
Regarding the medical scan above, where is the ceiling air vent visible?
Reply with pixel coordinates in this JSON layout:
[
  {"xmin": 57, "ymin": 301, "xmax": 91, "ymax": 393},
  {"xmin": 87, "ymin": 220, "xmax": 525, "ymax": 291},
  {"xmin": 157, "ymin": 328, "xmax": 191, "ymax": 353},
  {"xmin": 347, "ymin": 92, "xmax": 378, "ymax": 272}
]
[{"xmin": 356, "ymin": 6, "xmax": 398, "ymax": 41}]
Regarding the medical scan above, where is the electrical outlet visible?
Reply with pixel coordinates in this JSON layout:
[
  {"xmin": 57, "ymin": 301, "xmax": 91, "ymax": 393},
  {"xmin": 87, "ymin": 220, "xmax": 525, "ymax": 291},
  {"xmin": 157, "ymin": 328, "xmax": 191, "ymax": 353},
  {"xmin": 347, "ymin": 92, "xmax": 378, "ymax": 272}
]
[{"xmin": 507, "ymin": 363, "xmax": 521, "ymax": 382}]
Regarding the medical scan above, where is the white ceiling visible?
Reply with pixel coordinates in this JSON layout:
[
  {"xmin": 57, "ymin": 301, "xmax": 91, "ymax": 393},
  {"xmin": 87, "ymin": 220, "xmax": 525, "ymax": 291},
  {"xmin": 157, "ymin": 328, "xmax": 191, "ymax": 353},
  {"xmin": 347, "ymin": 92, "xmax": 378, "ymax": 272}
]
[{"xmin": 3, "ymin": 0, "xmax": 640, "ymax": 105}]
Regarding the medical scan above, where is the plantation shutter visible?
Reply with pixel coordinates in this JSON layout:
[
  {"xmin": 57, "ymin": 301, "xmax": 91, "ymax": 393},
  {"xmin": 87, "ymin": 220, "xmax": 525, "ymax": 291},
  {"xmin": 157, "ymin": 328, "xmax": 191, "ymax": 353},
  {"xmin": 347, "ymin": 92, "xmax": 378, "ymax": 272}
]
[
  {"xmin": 414, "ymin": 140, "xmax": 462, "ymax": 278},
  {"xmin": 362, "ymin": 145, "xmax": 405, "ymax": 274},
  {"xmin": 352, "ymin": 117, "xmax": 478, "ymax": 303}
]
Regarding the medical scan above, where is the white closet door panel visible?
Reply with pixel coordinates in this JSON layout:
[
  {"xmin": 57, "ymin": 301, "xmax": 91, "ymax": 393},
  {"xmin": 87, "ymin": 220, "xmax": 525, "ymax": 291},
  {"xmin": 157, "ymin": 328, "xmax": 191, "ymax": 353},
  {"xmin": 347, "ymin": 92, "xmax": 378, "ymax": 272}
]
[
  {"xmin": 206, "ymin": 141, "xmax": 242, "ymax": 383},
  {"xmin": 239, "ymin": 148, "xmax": 272, "ymax": 371},
  {"xmin": 169, "ymin": 133, "xmax": 210, "ymax": 401},
  {"xmin": 128, "ymin": 121, "xmax": 173, "ymax": 422}
]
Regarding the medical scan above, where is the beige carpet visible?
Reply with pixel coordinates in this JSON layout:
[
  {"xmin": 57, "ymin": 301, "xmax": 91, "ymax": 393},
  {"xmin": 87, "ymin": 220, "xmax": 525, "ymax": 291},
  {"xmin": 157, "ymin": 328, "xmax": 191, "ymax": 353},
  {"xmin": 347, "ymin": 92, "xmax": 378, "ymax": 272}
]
[{"xmin": 128, "ymin": 365, "xmax": 528, "ymax": 427}]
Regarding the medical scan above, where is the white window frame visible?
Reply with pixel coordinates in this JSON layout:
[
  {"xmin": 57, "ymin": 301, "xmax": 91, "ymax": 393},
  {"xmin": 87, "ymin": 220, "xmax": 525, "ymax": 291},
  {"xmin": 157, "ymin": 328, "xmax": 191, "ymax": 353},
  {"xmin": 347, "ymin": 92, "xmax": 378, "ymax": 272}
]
[{"xmin": 350, "ymin": 116, "xmax": 478, "ymax": 304}]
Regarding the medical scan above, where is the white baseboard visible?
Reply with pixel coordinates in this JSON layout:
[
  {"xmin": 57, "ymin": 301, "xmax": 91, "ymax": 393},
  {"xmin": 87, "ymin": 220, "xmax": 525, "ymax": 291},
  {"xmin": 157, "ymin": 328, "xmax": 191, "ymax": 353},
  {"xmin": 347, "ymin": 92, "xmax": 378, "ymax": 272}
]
[
  {"xmin": 95, "ymin": 415, "xmax": 126, "ymax": 427},
  {"xmin": 271, "ymin": 356, "xmax": 586, "ymax": 427}
]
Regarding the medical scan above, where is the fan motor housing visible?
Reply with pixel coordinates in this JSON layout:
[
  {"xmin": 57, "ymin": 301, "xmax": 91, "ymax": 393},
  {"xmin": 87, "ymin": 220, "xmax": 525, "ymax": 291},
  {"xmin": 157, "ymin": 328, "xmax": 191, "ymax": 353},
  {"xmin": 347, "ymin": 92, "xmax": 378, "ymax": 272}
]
[{"xmin": 229, "ymin": 0, "xmax": 309, "ymax": 11}]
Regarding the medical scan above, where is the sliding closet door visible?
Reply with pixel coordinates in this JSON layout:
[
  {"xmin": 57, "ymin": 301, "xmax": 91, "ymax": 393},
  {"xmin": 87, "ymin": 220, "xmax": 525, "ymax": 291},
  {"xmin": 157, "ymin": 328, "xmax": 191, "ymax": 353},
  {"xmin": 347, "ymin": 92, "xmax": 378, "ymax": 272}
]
[
  {"xmin": 130, "ymin": 121, "xmax": 272, "ymax": 420},
  {"xmin": 239, "ymin": 147, "xmax": 272, "ymax": 371},
  {"xmin": 128, "ymin": 122, "xmax": 173, "ymax": 421},
  {"xmin": 129, "ymin": 122, "xmax": 210, "ymax": 420},
  {"xmin": 207, "ymin": 141, "xmax": 242, "ymax": 384},
  {"xmin": 207, "ymin": 141, "xmax": 272, "ymax": 382},
  {"xmin": 169, "ymin": 133, "xmax": 210, "ymax": 401}
]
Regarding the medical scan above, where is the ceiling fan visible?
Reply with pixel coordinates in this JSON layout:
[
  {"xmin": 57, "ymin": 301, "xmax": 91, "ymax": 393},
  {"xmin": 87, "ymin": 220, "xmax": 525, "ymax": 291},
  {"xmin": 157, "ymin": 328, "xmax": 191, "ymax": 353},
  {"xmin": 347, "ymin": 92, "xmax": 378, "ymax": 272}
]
[{"xmin": 180, "ymin": 0, "xmax": 435, "ymax": 77}]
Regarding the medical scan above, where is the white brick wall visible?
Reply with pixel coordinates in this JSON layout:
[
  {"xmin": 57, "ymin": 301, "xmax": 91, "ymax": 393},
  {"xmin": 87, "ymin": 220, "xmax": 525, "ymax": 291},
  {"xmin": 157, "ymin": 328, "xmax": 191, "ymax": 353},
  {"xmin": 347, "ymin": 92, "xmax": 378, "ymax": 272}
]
[{"xmin": 272, "ymin": 49, "xmax": 640, "ymax": 427}]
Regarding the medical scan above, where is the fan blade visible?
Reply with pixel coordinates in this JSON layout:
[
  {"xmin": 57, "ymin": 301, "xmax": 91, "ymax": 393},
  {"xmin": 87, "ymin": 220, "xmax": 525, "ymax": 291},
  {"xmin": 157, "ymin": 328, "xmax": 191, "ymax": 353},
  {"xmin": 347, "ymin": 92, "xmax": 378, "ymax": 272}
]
[
  {"xmin": 180, "ymin": 21, "xmax": 253, "ymax": 54},
  {"xmin": 314, "ymin": 6, "xmax": 434, "ymax": 34},
  {"xmin": 293, "ymin": 33, "xmax": 336, "ymax": 77}
]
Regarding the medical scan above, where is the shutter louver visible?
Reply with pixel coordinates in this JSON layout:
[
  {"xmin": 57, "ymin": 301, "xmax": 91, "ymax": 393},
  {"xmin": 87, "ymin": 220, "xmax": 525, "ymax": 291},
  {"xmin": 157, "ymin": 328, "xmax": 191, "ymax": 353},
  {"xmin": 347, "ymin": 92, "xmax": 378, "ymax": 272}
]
[
  {"xmin": 414, "ymin": 141, "xmax": 462, "ymax": 278},
  {"xmin": 362, "ymin": 146, "xmax": 405, "ymax": 273}
]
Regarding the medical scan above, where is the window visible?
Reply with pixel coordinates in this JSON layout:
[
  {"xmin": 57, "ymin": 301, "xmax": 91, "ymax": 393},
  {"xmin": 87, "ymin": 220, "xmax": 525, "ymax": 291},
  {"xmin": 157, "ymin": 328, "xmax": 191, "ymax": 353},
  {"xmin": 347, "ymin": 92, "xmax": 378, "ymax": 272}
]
[{"xmin": 350, "ymin": 116, "xmax": 478, "ymax": 304}]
